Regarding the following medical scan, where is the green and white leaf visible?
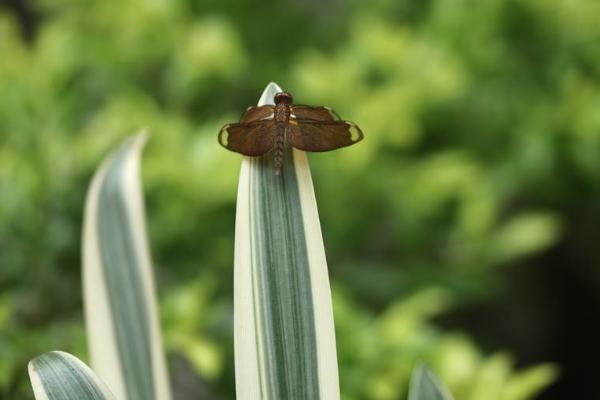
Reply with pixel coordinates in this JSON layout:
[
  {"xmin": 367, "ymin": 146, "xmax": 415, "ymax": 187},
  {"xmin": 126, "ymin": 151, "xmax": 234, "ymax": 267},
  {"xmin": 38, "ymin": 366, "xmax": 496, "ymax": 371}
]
[
  {"xmin": 82, "ymin": 132, "xmax": 171, "ymax": 400},
  {"xmin": 234, "ymin": 82, "xmax": 340, "ymax": 400},
  {"xmin": 409, "ymin": 364, "xmax": 454, "ymax": 400},
  {"xmin": 28, "ymin": 351, "xmax": 116, "ymax": 400}
]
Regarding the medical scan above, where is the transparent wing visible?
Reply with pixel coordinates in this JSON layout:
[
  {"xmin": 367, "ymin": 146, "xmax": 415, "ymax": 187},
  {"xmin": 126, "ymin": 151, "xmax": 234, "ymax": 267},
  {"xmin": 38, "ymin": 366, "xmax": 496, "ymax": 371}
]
[
  {"xmin": 240, "ymin": 105, "xmax": 275, "ymax": 123},
  {"xmin": 291, "ymin": 105, "xmax": 341, "ymax": 122},
  {"xmin": 219, "ymin": 120, "xmax": 277, "ymax": 156},
  {"xmin": 287, "ymin": 120, "xmax": 363, "ymax": 152}
]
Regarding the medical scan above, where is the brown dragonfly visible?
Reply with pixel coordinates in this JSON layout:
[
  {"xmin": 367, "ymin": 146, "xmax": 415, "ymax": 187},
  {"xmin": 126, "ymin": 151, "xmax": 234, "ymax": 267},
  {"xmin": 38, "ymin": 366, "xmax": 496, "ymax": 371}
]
[{"xmin": 218, "ymin": 91, "xmax": 363, "ymax": 174}]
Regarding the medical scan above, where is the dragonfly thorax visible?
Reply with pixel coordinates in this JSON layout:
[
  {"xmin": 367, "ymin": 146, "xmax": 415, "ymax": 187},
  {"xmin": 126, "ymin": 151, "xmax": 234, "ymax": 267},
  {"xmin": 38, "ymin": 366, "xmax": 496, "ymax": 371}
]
[{"xmin": 274, "ymin": 103, "xmax": 291, "ymax": 123}]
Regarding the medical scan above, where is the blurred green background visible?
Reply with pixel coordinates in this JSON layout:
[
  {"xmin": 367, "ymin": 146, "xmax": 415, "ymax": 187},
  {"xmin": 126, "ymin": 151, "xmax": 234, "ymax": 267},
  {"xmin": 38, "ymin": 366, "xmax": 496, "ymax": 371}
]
[{"xmin": 1, "ymin": 0, "xmax": 600, "ymax": 398}]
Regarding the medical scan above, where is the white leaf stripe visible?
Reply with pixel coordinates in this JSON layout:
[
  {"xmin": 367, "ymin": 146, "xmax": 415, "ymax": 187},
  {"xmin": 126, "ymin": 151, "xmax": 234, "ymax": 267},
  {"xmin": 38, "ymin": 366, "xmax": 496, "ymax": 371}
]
[
  {"xmin": 234, "ymin": 82, "xmax": 340, "ymax": 400},
  {"xmin": 83, "ymin": 133, "xmax": 171, "ymax": 400},
  {"xmin": 28, "ymin": 351, "xmax": 116, "ymax": 400}
]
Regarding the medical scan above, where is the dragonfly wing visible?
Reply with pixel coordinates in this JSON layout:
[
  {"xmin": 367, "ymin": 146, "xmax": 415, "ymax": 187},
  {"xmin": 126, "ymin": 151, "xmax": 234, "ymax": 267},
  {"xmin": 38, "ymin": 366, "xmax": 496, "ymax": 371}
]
[
  {"xmin": 291, "ymin": 105, "xmax": 341, "ymax": 122},
  {"xmin": 287, "ymin": 120, "xmax": 363, "ymax": 152},
  {"xmin": 240, "ymin": 105, "xmax": 275, "ymax": 123},
  {"xmin": 219, "ymin": 120, "xmax": 277, "ymax": 156}
]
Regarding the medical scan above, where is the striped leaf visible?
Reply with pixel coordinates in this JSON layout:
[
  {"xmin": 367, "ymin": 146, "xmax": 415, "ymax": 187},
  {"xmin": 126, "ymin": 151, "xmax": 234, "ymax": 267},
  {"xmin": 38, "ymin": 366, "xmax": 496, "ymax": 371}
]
[
  {"xmin": 82, "ymin": 132, "xmax": 171, "ymax": 400},
  {"xmin": 408, "ymin": 364, "xmax": 454, "ymax": 400},
  {"xmin": 234, "ymin": 82, "xmax": 340, "ymax": 399},
  {"xmin": 28, "ymin": 351, "xmax": 116, "ymax": 400}
]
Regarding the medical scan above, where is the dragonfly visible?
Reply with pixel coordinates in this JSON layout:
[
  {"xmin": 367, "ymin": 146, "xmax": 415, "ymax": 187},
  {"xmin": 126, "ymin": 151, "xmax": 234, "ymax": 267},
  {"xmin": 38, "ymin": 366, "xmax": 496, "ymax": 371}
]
[{"xmin": 218, "ymin": 91, "xmax": 363, "ymax": 174}]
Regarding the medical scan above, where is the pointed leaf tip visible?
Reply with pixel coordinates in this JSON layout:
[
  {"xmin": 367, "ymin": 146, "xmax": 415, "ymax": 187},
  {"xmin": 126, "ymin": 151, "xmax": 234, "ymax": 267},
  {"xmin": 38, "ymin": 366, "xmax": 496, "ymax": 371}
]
[
  {"xmin": 409, "ymin": 363, "xmax": 454, "ymax": 400},
  {"xmin": 258, "ymin": 82, "xmax": 283, "ymax": 106}
]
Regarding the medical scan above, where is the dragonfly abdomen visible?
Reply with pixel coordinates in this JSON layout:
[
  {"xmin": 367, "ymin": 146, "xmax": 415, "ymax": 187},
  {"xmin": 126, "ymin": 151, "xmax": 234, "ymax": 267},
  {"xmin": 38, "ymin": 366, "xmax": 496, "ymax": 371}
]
[{"xmin": 274, "ymin": 124, "xmax": 286, "ymax": 175}]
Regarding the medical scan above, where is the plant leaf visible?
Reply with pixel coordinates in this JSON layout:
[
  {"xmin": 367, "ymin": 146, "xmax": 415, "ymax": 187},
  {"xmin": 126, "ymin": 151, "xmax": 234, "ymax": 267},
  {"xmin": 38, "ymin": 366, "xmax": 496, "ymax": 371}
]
[
  {"xmin": 233, "ymin": 82, "xmax": 340, "ymax": 399},
  {"xmin": 409, "ymin": 364, "xmax": 454, "ymax": 400},
  {"xmin": 28, "ymin": 351, "xmax": 116, "ymax": 400},
  {"xmin": 82, "ymin": 132, "xmax": 171, "ymax": 400},
  {"xmin": 500, "ymin": 363, "xmax": 558, "ymax": 400}
]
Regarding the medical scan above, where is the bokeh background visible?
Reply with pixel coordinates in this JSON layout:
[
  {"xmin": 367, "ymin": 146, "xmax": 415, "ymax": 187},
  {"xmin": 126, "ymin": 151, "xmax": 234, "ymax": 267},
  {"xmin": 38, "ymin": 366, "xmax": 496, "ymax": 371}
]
[{"xmin": 1, "ymin": 0, "xmax": 600, "ymax": 398}]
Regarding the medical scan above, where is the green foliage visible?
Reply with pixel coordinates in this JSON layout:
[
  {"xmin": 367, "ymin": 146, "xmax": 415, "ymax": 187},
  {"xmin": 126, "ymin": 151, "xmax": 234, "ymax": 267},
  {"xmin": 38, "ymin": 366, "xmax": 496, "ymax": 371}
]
[
  {"xmin": 334, "ymin": 288, "xmax": 558, "ymax": 400},
  {"xmin": 2, "ymin": 0, "xmax": 598, "ymax": 398}
]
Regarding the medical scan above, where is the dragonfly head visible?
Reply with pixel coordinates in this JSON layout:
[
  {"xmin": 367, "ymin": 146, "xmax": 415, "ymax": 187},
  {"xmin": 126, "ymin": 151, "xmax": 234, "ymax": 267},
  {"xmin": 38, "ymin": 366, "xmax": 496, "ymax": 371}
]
[{"xmin": 274, "ymin": 91, "xmax": 293, "ymax": 105}]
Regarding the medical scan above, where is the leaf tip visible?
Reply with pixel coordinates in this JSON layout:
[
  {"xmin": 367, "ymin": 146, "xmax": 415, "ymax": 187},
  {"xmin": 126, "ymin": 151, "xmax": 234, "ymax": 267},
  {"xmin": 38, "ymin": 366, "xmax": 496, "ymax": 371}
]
[
  {"xmin": 133, "ymin": 129, "xmax": 150, "ymax": 148},
  {"xmin": 259, "ymin": 81, "xmax": 284, "ymax": 106},
  {"xmin": 409, "ymin": 362, "xmax": 454, "ymax": 400},
  {"xmin": 28, "ymin": 351, "xmax": 66, "ymax": 382}
]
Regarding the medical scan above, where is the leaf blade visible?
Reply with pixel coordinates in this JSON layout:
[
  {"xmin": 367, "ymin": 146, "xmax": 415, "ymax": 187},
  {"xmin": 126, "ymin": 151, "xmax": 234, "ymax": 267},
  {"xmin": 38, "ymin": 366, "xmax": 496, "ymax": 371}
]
[
  {"xmin": 233, "ymin": 82, "xmax": 340, "ymax": 400},
  {"xmin": 82, "ymin": 133, "xmax": 171, "ymax": 400}
]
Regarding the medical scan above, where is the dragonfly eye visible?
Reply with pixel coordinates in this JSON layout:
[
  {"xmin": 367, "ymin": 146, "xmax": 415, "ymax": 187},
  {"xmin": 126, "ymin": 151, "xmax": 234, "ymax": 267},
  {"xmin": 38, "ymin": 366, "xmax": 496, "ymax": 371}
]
[{"xmin": 274, "ymin": 92, "xmax": 293, "ymax": 105}]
